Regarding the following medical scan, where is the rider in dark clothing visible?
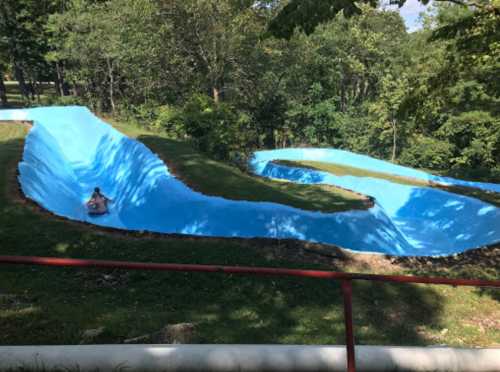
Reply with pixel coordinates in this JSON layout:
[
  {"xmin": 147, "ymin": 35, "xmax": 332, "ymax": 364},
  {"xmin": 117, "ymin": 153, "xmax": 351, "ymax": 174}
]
[{"xmin": 87, "ymin": 187, "xmax": 110, "ymax": 213}]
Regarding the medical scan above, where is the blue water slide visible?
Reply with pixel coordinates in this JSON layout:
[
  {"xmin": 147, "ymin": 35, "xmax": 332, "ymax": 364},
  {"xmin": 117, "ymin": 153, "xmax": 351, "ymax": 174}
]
[{"xmin": 1, "ymin": 106, "xmax": 499, "ymax": 256}]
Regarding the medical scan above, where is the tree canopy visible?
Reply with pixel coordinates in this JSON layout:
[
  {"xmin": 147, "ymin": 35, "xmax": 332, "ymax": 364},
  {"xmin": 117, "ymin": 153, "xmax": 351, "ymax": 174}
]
[{"xmin": 0, "ymin": 0, "xmax": 498, "ymax": 176}]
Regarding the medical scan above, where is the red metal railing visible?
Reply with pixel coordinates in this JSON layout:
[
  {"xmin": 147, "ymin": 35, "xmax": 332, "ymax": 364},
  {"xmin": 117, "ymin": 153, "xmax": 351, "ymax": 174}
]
[{"xmin": 1, "ymin": 255, "xmax": 499, "ymax": 372}]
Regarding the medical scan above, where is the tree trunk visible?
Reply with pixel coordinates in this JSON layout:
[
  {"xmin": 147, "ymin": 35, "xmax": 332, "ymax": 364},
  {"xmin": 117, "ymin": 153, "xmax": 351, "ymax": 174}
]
[
  {"xmin": 54, "ymin": 74, "xmax": 62, "ymax": 97},
  {"xmin": 72, "ymin": 79, "xmax": 80, "ymax": 96},
  {"xmin": 35, "ymin": 81, "xmax": 41, "ymax": 103},
  {"xmin": 0, "ymin": 74, "xmax": 8, "ymax": 107},
  {"xmin": 58, "ymin": 62, "xmax": 70, "ymax": 96},
  {"xmin": 106, "ymin": 58, "xmax": 115, "ymax": 112},
  {"xmin": 54, "ymin": 62, "xmax": 64, "ymax": 96},
  {"xmin": 340, "ymin": 79, "xmax": 347, "ymax": 113},
  {"xmin": 391, "ymin": 118, "xmax": 397, "ymax": 162},
  {"xmin": 28, "ymin": 80, "xmax": 36, "ymax": 101},
  {"xmin": 13, "ymin": 64, "xmax": 30, "ymax": 100},
  {"xmin": 212, "ymin": 86, "xmax": 220, "ymax": 104}
]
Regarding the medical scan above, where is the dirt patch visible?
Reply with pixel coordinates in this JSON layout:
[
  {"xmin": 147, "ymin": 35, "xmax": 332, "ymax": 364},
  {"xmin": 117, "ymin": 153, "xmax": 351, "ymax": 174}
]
[{"xmin": 393, "ymin": 245, "xmax": 500, "ymax": 278}]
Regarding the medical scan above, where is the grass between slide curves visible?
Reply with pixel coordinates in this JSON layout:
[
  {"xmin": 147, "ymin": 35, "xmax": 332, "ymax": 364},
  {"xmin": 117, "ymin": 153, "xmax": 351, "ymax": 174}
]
[
  {"xmin": 110, "ymin": 118, "xmax": 372, "ymax": 214},
  {"xmin": 275, "ymin": 160, "xmax": 500, "ymax": 208}
]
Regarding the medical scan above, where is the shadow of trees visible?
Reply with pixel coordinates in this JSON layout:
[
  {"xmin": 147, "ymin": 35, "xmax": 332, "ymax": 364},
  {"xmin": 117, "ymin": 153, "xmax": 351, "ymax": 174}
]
[
  {"xmin": 0, "ymin": 133, "xmax": 494, "ymax": 348},
  {"xmin": 0, "ymin": 259, "xmax": 445, "ymax": 346}
]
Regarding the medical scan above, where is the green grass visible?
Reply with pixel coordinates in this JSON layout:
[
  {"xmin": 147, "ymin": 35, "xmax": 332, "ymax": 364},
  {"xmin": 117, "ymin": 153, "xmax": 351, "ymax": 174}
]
[
  {"xmin": 275, "ymin": 160, "xmax": 429, "ymax": 187},
  {"xmin": 0, "ymin": 120, "xmax": 498, "ymax": 348},
  {"xmin": 276, "ymin": 159, "xmax": 500, "ymax": 207},
  {"xmin": 109, "ymin": 118, "xmax": 370, "ymax": 214}
]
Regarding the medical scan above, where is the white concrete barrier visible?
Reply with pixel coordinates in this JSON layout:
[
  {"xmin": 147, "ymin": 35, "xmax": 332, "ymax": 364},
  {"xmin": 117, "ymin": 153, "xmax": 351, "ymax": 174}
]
[{"xmin": 0, "ymin": 345, "xmax": 499, "ymax": 372}]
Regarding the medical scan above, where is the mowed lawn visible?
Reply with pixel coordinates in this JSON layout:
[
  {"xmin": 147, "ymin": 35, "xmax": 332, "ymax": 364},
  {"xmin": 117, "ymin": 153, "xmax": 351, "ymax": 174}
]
[{"xmin": 0, "ymin": 119, "xmax": 498, "ymax": 347}]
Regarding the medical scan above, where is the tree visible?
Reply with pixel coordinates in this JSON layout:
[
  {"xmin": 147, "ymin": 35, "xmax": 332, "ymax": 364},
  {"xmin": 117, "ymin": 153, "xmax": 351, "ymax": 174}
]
[
  {"xmin": 161, "ymin": 0, "xmax": 268, "ymax": 103},
  {"xmin": 0, "ymin": 64, "xmax": 7, "ymax": 107},
  {"xmin": 369, "ymin": 74, "xmax": 409, "ymax": 161},
  {"xmin": 48, "ymin": 0, "xmax": 179, "ymax": 110},
  {"xmin": 0, "ymin": 45, "xmax": 8, "ymax": 107},
  {"xmin": 267, "ymin": 0, "xmax": 493, "ymax": 39},
  {"xmin": 270, "ymin": 7, "xmax": 409, "ymax": 151},
  {"xmin": 397, "ymin": 1, "xmax": 500, "ymax": 170},
  {"xmin": 4, "ymin": 0, "xmax": 497, "ymax": 172},
  {"xmin": 0, "ymin": 0, "xmax": 58, "ymax": 101}
]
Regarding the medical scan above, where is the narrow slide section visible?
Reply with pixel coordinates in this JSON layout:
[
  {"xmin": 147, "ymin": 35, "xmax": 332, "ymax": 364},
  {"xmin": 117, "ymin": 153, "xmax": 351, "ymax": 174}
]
[{"xmin": 1, "ymin": 106, "xmax": 499, "ymax": 256}]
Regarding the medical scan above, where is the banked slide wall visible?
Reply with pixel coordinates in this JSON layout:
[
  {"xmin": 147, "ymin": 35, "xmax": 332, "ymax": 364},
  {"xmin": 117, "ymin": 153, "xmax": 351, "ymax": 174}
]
[{"xmin": 1, "ymin": 106, "xmax": 499, "ymax": 256}]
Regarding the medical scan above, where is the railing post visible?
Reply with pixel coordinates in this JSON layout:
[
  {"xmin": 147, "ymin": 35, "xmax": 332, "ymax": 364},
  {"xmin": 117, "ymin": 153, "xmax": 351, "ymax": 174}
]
[{"xmin": 341, "ymin": 279, "xmax": 356, "ymax": 372}]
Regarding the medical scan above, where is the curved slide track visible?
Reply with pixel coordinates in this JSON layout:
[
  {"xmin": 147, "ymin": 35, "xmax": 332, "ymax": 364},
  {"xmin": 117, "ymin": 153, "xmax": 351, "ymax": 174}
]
[{"xmin": 1, "ymin": 106, "xmax": 499, "ymax": 256}]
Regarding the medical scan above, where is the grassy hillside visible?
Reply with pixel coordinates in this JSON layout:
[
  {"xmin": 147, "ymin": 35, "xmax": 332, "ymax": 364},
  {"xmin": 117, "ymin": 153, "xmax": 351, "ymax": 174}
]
[
  {"xmin": 0, "ymin": 120, "xmax": 498, "ymax": 347},
  {"xmin": 109, "ymin": 118, "xmax": 371, "ymax": 213}
]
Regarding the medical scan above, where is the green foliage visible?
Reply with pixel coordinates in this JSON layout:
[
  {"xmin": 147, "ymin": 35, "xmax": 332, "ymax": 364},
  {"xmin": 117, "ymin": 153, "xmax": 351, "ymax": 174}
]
[
  {"xmin": 118, "ymin": 103, "xmax": 185, "ymax": 136},
  {"xmin": 266, "ymin": 0, "xmax": 444, "ymax": 39},
  {"xmin": 0, "ymin": 0, "xmax": 58, "ymax": 101},
  {"xmin": 45, "ymin": 94, "xmax": 85, "ymax": 107},
  {"xmin": 399, "ymin": 135, "xmax": 454, "ymax": 170},
  {"xmin": 153, "ymin": 105, "xmax": 186, "ymax": 137},
  {"xmin": 438, "ymin": 111, "xmax": 500, "ymax": 168},
  {"xmin": 431, "ymin": 1, "xmax": 500, "ymax": 64},
  {"xmin": 402, "ymin": 2, "xmax": 500, "ymax": 171},
  {"xmin": 46, "ymin": 0, "xmax": 179, "ymax": 111},
  {"xmin": 286, "ymin": 93, "xmax": 344, "ymax": 146},
  {"xmin": 267, "ymin": 0, "xmax": 375, "ymax": 39},
  {"xmin": 182, "ymin": 94, "xmax": 257, "ymax": 160}
]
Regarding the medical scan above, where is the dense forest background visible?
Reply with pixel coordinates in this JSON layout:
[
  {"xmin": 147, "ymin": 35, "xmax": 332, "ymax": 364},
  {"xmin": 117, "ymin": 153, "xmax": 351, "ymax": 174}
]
[{"xmin": 0, "ymin": 0, "xmax": 498, "ymax": 177}]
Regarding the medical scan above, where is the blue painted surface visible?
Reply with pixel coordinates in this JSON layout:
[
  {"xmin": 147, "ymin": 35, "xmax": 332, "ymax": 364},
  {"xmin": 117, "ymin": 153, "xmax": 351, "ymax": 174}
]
[
  {"xmin": 1, "ymin": 106, "xmax": 499, "ymax": 256},
  {"xmin": 250, "ymin": 148, "xmax": 500, "ymax": 193}
]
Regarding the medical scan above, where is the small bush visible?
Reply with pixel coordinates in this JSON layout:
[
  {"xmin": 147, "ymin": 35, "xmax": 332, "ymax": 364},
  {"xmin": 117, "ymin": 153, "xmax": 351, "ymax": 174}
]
[
  {"xmin": 45, "ymin": 95, "xmax": 85, "ymax": 107},
  {"xmin": 152, "ymin": 105, "xmax": 186, "ymax": 137},
  {"xmin": 117, "ymin": 103, "xmax": 186, "ymax": 137},
  {"xmin": 182, "ymin": 94, "xmax": 257, "ymax": 160},
  {"xmin": 399, "ymin": 135, "xmax": 454, "ymax": 170},
  {"xmin": 437, "ymin": 111, "xmax": 500, "ymax": 168}
]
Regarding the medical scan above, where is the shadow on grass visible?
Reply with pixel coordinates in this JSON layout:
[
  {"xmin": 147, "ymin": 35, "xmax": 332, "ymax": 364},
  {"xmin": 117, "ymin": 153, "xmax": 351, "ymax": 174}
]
[
  {"xmin": 0, "ymin": 136, "xmax": 26, "ymax": 205},
  {"xmin": 0, "ymin": 132, "xmax": 481, "ymax": 347},
  {"xmin": 138, "ymin": 135, "xmax": 369, "ymax": 213},
  {"xmin": 0, "ymin": 262, "xmax": 445, "ymax": 346},
  {"xmin": 393, "ymin": 243, "xmax": 500, "ymax": 306}
]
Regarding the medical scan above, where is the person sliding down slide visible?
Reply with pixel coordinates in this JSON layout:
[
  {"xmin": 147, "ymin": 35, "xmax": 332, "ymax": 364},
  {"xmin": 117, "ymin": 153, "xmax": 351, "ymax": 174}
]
[{"xmin": 86, "ymin": 187, "xmax": 111, "ymax": 215}]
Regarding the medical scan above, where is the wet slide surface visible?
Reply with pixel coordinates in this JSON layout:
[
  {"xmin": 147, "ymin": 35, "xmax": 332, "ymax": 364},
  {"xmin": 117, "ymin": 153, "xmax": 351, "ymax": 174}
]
[{"xmin": 1, "ymin": 106, "xmax": 499, "ymax": 256}]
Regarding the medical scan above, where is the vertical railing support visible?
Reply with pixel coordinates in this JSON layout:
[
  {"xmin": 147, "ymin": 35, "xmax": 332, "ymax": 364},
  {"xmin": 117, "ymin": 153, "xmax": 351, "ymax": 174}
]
[{"xmin": 341, "ymin": 279, "xmax": 356, "ymax": 372}]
